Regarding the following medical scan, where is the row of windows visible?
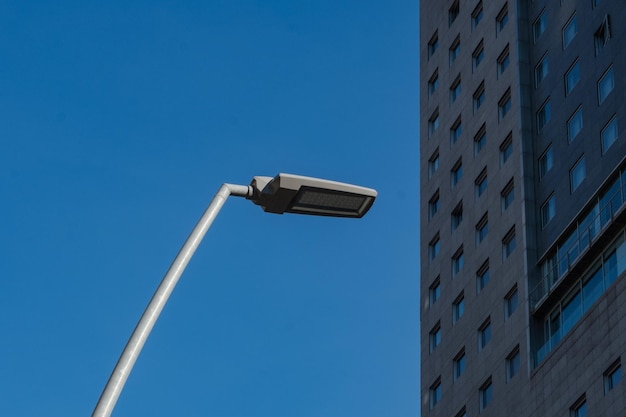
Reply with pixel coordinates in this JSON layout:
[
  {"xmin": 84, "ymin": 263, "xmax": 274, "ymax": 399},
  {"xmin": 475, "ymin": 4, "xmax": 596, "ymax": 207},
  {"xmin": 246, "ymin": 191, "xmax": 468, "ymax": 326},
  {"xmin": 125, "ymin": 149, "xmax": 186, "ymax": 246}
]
[
  {"xmin": 429, "ymin": 345, "xmax": 520, "ymax": 412},
  {"xmin": 569, "ymin": 359, "xmax": 621, "ymax": 417},
  {"xmin": 433, "ymin": 357, "xmax": 620, "ymax": 416}
]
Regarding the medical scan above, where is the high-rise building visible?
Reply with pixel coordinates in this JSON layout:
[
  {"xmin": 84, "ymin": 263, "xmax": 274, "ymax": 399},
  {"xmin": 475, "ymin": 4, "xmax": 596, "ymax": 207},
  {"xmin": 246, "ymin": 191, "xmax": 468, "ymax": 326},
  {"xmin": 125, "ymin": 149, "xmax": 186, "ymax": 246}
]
[{"xmin": 420, "ymin": 1, "xmax": 626, "ymax": 416}]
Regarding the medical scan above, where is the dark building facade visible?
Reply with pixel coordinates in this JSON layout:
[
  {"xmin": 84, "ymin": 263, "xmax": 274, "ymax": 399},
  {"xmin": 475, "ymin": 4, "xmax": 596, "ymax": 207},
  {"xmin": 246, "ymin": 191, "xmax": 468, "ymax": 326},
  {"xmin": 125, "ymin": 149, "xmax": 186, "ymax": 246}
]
[{"xmin": 420, "ymin": 0, "xmax": 626, "ymax": 416}]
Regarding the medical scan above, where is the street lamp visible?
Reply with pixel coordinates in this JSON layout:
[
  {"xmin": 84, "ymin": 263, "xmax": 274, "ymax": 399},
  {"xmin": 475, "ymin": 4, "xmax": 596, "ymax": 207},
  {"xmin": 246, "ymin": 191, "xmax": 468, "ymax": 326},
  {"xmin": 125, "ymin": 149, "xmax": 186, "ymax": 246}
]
[{"xmin": 92, "ymin": 173, "xmax": 377, "ymax": 417}]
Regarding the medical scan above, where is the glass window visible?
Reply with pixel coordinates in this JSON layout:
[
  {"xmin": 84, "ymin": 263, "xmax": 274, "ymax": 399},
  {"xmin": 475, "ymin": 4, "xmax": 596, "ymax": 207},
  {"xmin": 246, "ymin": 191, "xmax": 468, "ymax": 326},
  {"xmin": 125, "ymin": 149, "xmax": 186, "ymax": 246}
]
[
  {"xmin": 498, "ymin": 44, "xmax": 510, "ymax": 75},
  {"xmin": 533, "ymin": 10, "xmax": 546, "ymax": 41},
  {"xmin": 429, "ymin": 149, "xmax": 439, "ymax": 178},
  {"xmin": 473, "ymin": 41, "xmax": 484, "ymax": 70},
  {"xmin": 450, "ymin": 77, "xmax": 462, "ymax": 103},
  {"xmin": 474, "ymin": 125, "xmax": 486, "ymax": 156},
  {"xmin": 451, "ymin": 201, "xmax": 463, "ymax": 231},
  {"xmin": 570, "ymin": 396, "xmax": 587, "ymax": 417},
  {"xmin": 562, "ymin": 286, "xmax": 582, "ymax": 334},
  {"xmin": 448, "ymin": 0, "xmax": 459, "ymax": 26},
  {"xmin": 450, "ymin": 36, "xmax": 461, "ymax": 65},
  {"xmin": 429, "ymin": 109, "xmax": 440, "ymax": 136},
  {"xmin": 428, "ymin": 31, "xmax": 439, "ymax": 58},
  {"xmin": 602, "ymin": 116, "xmax": 619, "ymax": 154},
  {"xmin": 452, "ymin": 246, "xmax": 464, "ymax": 278},
  {"xmin": 479, "ymin": 378, "xmax": 493, "ymax": 411},
  {"xmin": 565, "ymin": 61, "xmax": 580, "ymax": 95},
  {"xmin": 450, "ymin": 117, "xmax": 462, "ymax": 145},
  {"xmin": 430, "ymin": 378, "xmax": 442, "ymax": 409},
  {"xmin": 568, "ymin": 107, "xmax": 583, "ymax": 142},
  {"xmin": 472, "ymin": 2, "xmax": 484, "ymax": 28},
  {"xmin": 563, "ymin": 15, "xmax": 577, "ymax": 48},
  {"xmin": 499, "ymin": 88, "xmax": 512, "ymax": 120},
  {"xmin": 502, "ymin": 179, "xmax": 515, "ymax": 211},
  {"xmin": 454, "ymin": 348, "xmax": 466, "ymax": 380},
  {"xmin": 428, "ymin": 70, "xmax": 439, "ymax": 96},
  {"xmin": 429, "ymin": 234, "xmax": 440, "ymax": 260},
  {"xmin": 496, "ymin": 4, "xmax": 508, "ymax": 33},
  {"xmin": 604, "ymin": 361, "xmax": 622, "ymax": 394},
  {"xmin": 537, "ymin": 99, "xmax": 551, "ymax": 131},
  {"xmin": 503, "ymin": 227, "xmax": 516, "ymax": 259},
  {"xmin": 429, "ymin": 278, "xmax": 440, "ymax": 305},
  {"xmin": 476, "ymin": 213, "xmax": 488, "ymax": 245},
  {"xmin": 477, "ymin": 260, "xmax": 490, "ymax": 292},
  {"xmin": 476, "ymin": 168, "xmax": 487, "ymax": 198},
  {"xmin": 451, "ymin": 159, "xmax": 463, "ymax": 187},
  {"xmin": 539, "ymin": 145, "xmax": 553, "ymax": 179},
  {"xmin": 429, "ymin": 191, "xmax": 440, "ymax": 219},
  {"xmin": 500, "ymin": 133, "xmax": 512, "ymax": 165},
  {"xmin": 582, "ymin": 262, "xmax": 603, "ymax": 310},
  {"xmin": 505, "ymin": 285, "xmax": 518, "ymax": 318},
  {"xmin": 474, "ymin": 82, "xmax": 486, "ymax": 111},
  {"xmin": 453, "ymin": 293, "xmax": 465, "ymax": 323},
  {"xmin": 478, "ymin": 318, "xmax": 491, "ymax": 349},
  {"xmin": 535, "ymin": 55, "xmax": 549, "ymax": 86},
  {"xmin": 594, "ymin": 16, "xmax": 611, "ymax": 56},
  {"xmin": 570, "ymin": 156, "xmax": 586, "ymax": 192},
  {"xmin": 541, "ymin": 194, "xmax": 556, "ymax": 228},
  {"xmin": 429, "ymin": 323, "xmax": 441, "ymax": 352},
  {"xmin": 598, "ymin": 66, "xmax": 615, "ymax": 104},
  {"xmin": 506, "ymin": 346, "xmax": 520, "ymax": 381}
]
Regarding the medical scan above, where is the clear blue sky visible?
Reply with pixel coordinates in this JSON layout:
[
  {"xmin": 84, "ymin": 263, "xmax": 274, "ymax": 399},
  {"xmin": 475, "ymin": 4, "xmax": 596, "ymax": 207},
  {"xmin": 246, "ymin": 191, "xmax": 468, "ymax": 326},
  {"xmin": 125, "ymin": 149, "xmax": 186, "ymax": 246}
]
[{"xmin": 0, "ymin": 1, "xmax": 419, "ymax": 415}]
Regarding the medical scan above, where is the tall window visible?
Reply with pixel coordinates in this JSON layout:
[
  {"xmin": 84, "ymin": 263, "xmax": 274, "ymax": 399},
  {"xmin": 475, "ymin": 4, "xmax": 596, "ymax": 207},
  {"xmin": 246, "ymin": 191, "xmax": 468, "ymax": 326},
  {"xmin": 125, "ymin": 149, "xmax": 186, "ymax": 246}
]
[
  {"xmin": 451, "ymin": 201, "xmax": 463, "ymax": 231},
  {"xmin": 537, "ymin": 99, "xmax": 551, "ymax": 131},
  {"xmin": 473, "ymin": 41, "xmax": 485, "ymax": 70},
  {"xmin": 429, "ymin": 109, "xmax": 440, "ymax": 136},
  {"xmin": 472, "ymin": 2, "xmax": 484, "ymax": 28},
  {"xmin": 496, "ymin": 4, "xmax": 509, "ymax": 34},
  {"xmin": 474, "ymin": 124, "xmax": 486, "ymax": 156},
  {"xmin": 568, "ymin": 107, "xmax": 583, "ymax": 142},
  {"xmin": 450, "ymin": 77, "xmax": 462, "ymax": 104},
  {"xmin": 430, "ymin": 378, "xmax": 442, "ymax": 409},
  {"xmin": 506, "ymin": 346, "xmax": 520, "ymax": 381},
  {"xmin": 429, "ymin": 149, "xmax": 439, "ymax": 178},
  {"xmin": 533, "ymin": 10, "xmax": 546, "ymax": 42},
  {"xmin": 429, "ymin": 190, "xmax": 440, "ymax": 219},
  {"xmin": 505, "ymin": 285, "xmax": 518, "ymax": 318},
  {"xmin": 563, "ymin": 15, "xmax": 578, "ymax": 48},
  {"xmin": 478, "ymin": 318, "xmax": 491, "ymax": 349},
  {"xmin": 570, "ymin": 396, "xmax": 587, "ymax": 417},
  {"xmin": 499, "ymin": 88, "xmax": 512, "ymax": 120},
  {"xmin": 477, "ymin": 259, "xmax": 490, "ymax": 292},
  {"xmin": 451, "ymin": 158, "xmax": 463, "ymax": 187},
  {"xmin": 503, "ymin": 227, "xmax": 517, "ymax": 259},
  {"xmin": 497, "ymin": 44, "xmax": 510, "ymax": 75},
  {"xmin": 474, "ymin": 82, "xmax": 486, "ymax": 111},
  {"xmin": 448, "ymin": 0, "xmax": 460, "ymax": 26},
  {"xmin": 541, "ymin": 194, "xmax": 556, "ymax": 228},
  {"xmin": 476, "ymin": 213, "xmax": 489, "ymax": 245},
  {"xmin": 570, "ymin": 156, "xmax": 586, "ymax": 192},
  {"xmin": 604, "ymin": 360, "xmax": 622, "ymax": 394},
  {"xmin": 450, "ymin": 116, "xmax": 462, "ymax": 145},
  {"xmin": 454, "ymin": 348, "xmax": 466, "ymax": 380},
  {"xmin": 601, "ymin": 116, "xmax": 619, "ymax": 154},
  {"xmin": 565, "ymin": 60, "xmax": 580, "ymax": 95},
  {"xmin": 539, "ymin": 145, "xmax": 553, "ymax": 179},
  {"xmin": 429, "ymin": 277, "xmax": 440, "ymax": 305},
  {"xmin": 449, "ymin": 36, "xmax": 461, "ymax": 65},
  {"xmin": 598, "ymin": 66, "xmax": 615, "ymax": 104},
  {"xmin": 535, "ymin": 54, "xmax": 549, "ymax": 86},
  {"xmin": 429, "ymin": 322, "xmax": 441, "ymax": 353},
  {"xmin": 428, "ymin": 31, "xmax": 439, "ymax": 58},
  {"xmin": 594, "ymin": 15, "xmax": 611, "ymax": 56},
  {"xmin": 476, "ymin": 168, "xmax": 487, "ymax": 198},
  {"xmin": 452, "ymin": 246, "xmax": 464, "ymax": 278},
  {"xmin": 501, "ymin": 179, "xmax": 515, "ymax": 211},
  {"xmin": 500, "ymin": 133, "xmax": 512, "ymax": 165},
  {"xmin": 479, "ymin": 378, "xmax": 493, "ymax": 411},
  {"xmin": 428, "ymin": 69, "xmax": 439, "ymax": 96},
  {"xmin": 429, "ymin": 234, "xmax": 440, "ymax": 261},
  {"xmin": 453, "ymin": 292, "xmax": 465, "ymax": 323}
]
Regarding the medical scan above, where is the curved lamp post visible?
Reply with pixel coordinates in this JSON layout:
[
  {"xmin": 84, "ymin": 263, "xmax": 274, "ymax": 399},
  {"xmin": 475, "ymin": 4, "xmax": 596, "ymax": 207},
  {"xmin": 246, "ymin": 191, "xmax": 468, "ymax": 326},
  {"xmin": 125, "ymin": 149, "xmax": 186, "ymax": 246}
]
[{"xmin": 92, "ymin": 173, "xmax": 377, "ymax": 417}]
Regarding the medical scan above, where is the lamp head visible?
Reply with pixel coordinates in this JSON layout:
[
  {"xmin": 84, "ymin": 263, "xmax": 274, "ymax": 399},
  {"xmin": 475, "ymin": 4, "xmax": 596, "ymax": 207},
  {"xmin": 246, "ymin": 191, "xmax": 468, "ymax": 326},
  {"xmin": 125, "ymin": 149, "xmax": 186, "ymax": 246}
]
[{"xmin": 248, "ymin": 173, "xmax": 377, "ymax": 218}]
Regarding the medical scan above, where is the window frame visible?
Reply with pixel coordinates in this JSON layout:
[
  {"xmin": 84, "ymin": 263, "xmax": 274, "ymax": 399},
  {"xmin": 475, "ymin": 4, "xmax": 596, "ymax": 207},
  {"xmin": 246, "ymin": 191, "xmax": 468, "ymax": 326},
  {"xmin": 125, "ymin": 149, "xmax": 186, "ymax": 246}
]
[
  {"xmin": 533, "ymin": 10, "xmax": 546, "ymax": 42},
  {"xmin": 567, "ymin": 106, "xmax": 583, "ymax": 143},
  {"xmin": 453, "ymin": 292, "xmax": 465, "ymax": 323},
  {"xmin": 500, "ymin": 132, "xmax": 513, "ymax": 165},
  {"xmin": 472, "ymin": 40, "xmax": 485, "ymax": 70},
  {"xmin": 598, "ymin": 66, "xmax": 615, "ymax": 104},
  {"xmin": 504, "ymin": 285, "xmax": 518, "ymax": 318},
  {"xmin": 535, "ymin": 53, "xmax": 549, "ymax": 87},
  {"xmin": 539, "ymin": 145, "xmax": 553, "ymax": 179},
  {"xmin": 478, "ymin": 318, "xmax": 492, "ymax": 350},
  {"xmin": 429, "ymin": 190, "xmax": 440, "ymax": 219},
  {"xmin": 604, "ymin": 359, "xmax": 622, "ymax": 394},
  {"xmin": 601, "ymin": 115, "xmax": 619, "ymax": 154},
  {"xmin": 476, "ymin": 213, "xmax": 489, "ymax": 245},
  {"xmin": 477, "ymin": 259, "xmax": 490, "ymax": 293},
  {"xmin": 475, "ymin": 168, "xmax": 487, "ymax": 198},
  {"xmin": 474, "ymin": 124, "xmax": 486, "ymax": 156},
  {"xmin": 453, "ymin": 348, "xmax": 466, "ymax": 380},
  {"xmin": 496, "ymin": 3, "xmax": 509, "ymax": 34},
  {"xmin": 451, "ymin": 158, "xmax": 463, "ymax": 188},
  {"xmin": 537, "ymin": 98, "xmax": 551, "ymax": 132},
  {"xmin": 497, "ymin": 44, "xmax": 510, "ymax": 76},
  {"xmin": 570, "ymin": 156, "xmax": 586, "ymax": 193},
  {"xmin": 449, "ymin": 36, "xmax": 461, "ymax": 66},
  {"xmin": 503, "ymin": 227, "xmax": 517, "ymax": 259},
  {"xmin": 562, "ymin": 14, "xmax": 578, "ymax": 49},
  {"xmin": 501, "ymin": 179, "xmax": 515, "ymax": 212},
  {"xmin": 450, "ymin": 115, "xmax": 463, "ymax": 145},
  {"xmin": 429, "ymin": 322, "xmax": 442, "ymax": 353},
  {"xmin": 565, "ymin": 60, "xmax": 580, "ymax": 95},
  {"xmin": 429, "ymin": 277, "xmax": 441, "ymax": 305},
  {"xmin": 452, "ymin": 246, "xmax": 464, "ymax": 278},
  {"xmin": 506, "ymin": 346, "xmax": 520, "ymax": 382},
  {"xmin": 498, "ymin": 88, "xmax": 512, "ymax": 120}
]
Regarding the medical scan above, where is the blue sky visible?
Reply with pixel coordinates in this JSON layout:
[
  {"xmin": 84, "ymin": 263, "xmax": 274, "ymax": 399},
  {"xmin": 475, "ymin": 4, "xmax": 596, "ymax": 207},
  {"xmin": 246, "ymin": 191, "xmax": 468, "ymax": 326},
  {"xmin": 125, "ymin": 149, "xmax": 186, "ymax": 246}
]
[{"xmin": 1, "ymin": 1, "xmax": 419, "ymax": 415}]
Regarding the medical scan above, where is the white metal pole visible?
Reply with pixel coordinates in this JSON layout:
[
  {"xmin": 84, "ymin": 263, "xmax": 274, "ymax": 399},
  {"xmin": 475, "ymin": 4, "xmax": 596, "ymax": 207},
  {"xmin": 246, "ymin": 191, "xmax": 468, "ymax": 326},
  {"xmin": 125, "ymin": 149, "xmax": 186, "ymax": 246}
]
[{"xmin": 92, "ymin": 183, "xmax": 251, "ymax": 417}]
